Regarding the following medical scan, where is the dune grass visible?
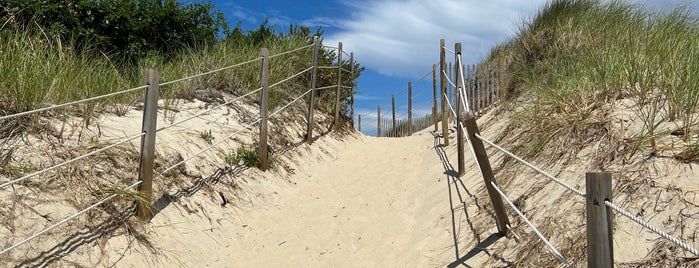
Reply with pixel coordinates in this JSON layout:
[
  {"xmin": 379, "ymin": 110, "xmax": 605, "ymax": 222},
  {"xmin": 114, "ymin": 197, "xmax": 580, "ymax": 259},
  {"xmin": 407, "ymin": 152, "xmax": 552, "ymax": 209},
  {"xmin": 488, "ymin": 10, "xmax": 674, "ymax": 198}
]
[
  {"xmin": 0, "ymin": 27, "xmax": 344, "ymax": 136},
  {"xmin": 499, "ymin": 0, "xmax": 699, "ymax": 159}
]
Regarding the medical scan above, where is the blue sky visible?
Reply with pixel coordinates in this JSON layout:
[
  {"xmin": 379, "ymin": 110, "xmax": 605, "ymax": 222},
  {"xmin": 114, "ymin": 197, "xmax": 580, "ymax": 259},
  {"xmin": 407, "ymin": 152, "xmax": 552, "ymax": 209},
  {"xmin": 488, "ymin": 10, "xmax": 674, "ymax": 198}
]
[{"xmin": 189, "ymin": 0, "xmax": 698, "ymax": 136}]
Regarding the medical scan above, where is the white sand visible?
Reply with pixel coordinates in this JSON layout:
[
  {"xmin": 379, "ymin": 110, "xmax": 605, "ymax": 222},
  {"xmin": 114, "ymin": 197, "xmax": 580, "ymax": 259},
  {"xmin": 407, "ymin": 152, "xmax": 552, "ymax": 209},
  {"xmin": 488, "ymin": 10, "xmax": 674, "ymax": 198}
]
[{"xmin": 3, "ymin": 96, "xmax": 697, "ymax": 267}]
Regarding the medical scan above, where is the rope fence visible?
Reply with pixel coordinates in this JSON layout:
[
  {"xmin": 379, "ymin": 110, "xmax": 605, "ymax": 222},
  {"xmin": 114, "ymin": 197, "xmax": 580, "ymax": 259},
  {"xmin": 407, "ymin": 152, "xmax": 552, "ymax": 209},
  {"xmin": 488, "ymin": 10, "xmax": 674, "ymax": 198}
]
[
  {"xmin": 0, "ymin": 86, "xmax": 147, "ymax": 122},
  {"xmin": 0, "ymin": 37, "xmax": 359, "ymax": 260},
  {"xmin": 491, "ymin": 181, "xmax": 573, "ymax": 268},
  {"xmin": 433, "ymin": 38, "xmax": 698, "ymax": 267}
]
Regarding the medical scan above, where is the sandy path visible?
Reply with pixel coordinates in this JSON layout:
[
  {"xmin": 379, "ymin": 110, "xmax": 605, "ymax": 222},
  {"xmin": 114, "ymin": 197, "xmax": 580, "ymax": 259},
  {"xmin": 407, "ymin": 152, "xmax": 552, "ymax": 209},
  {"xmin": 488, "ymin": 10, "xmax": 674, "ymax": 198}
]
[{"xmin": 223, "ymin": 132, "xmax": 457, "ymax": 267}]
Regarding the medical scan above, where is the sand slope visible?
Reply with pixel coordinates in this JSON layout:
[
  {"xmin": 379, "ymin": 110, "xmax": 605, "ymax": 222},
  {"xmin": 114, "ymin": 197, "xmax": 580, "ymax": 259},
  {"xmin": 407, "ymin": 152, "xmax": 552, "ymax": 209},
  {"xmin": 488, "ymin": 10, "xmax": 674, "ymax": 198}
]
[{"xmin": 103, "ymin": 128, "xmax": 492, "ymax": 267}]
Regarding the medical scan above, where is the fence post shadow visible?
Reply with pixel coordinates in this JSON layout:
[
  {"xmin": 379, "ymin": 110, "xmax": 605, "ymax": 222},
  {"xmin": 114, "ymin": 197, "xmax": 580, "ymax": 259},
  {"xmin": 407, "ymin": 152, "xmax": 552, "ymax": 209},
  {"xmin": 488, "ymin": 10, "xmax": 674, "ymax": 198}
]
[
  {"xmin": 431, "ymin": 132, "xmax": 508, "ymax": 266},
  {"xmin": 16, "ymin": 202, "xmax": 139, "ymax": 267}
]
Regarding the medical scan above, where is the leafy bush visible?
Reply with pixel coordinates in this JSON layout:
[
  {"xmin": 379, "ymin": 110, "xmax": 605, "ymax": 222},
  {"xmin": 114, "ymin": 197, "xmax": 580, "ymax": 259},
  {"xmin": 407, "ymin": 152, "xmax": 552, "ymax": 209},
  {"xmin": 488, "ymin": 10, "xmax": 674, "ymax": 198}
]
[{"xmin": 1, "ymin": 0, "xmax": 227, "ymax": 63}]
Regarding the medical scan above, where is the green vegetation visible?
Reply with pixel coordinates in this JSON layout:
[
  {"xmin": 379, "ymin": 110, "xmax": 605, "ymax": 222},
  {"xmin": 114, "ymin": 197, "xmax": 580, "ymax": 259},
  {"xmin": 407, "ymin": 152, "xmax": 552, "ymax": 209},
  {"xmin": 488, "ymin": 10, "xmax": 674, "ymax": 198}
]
[
  {"xmin": 497, "ymin": 0, "xmax": 699, "ymax": 160},
  {"xmin": 199, "ymin": 129, "xmax": 214, "ymax": 144},
  {"xmin": 0, "ymin": 1, "xmax": 362, "ymax": 136},
  {"xmin": 226, "ymin": 147, "xmax": 262, "ymax": 168},
  {"xmin": 1, "ymin": 0, "xmax": 226, "ymax": 62}
]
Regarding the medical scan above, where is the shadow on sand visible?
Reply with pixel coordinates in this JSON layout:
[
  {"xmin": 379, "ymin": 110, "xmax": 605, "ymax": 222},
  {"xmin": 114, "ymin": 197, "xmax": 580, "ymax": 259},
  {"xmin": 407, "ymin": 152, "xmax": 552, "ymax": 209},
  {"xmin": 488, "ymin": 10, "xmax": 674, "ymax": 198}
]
[
  {"xmin": 15, "ymin": 121, "xmax": 338, "ymax": 267},
  {"xmin": 431, "ymin": 132, "xmax": 512, "ymax": 267}
]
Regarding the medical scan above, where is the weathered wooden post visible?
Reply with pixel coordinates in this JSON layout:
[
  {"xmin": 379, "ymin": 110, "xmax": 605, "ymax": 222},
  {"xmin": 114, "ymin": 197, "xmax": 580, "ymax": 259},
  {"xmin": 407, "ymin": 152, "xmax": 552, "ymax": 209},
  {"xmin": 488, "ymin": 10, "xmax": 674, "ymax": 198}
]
[
  {"xmin": 408, "ymin": 82, "xmax": 413, "ymax": 136},
  {"xmin": 455, "ymin": 43, "xmax": 465, "ymax": 177},
  {"xmin": 440, "ymin": 39, "xmax": 449, "ymax": 145},
  {"xmin": 498, "ymin": 45, "xmax": 506, "ymax": 101},
  {"xmin": 306, "ymin": 36, "xmax": 319, "ymax": 145},
  {"xmin": 586, "ymin": 172, "xmax": 614, "ymax": 268},
  {"xmin": 259, "ymin": 48, "xmax": 270, "ymax": 171},
  {"xmin": 391, "ymin": 94, "xmax": 396, "ymax": 137},
  {"xmin": 349, "ymin": 52, "xmax": 355, "ymax": 130},
  {"xmin": 137, "ymin": 69, "xmax": 160, "ymax": 221},
  {"xmin": 377, "ymin": 105, "xmax": 381, "ymax": 137},
  {"xmin": 448, "ymin": 61, "xmax": 453, "ymax": 120},
  {"xmin": 432, "ymin": 64, "xmax": 438, "ymax": 132},
  {"xmin": 468, "ymin": 64, "xmax": 473, "ymax": 113},
  {"xmin": 334, "ymin": 42, "xmax": 343, "ymax": 130},
  {"xmin": 358, "ymin": 114, "xmax": 361, "ymax": 132},
  {"xmin": 463, "ymin": 113, "xmax": 510, "ymax": 234}
]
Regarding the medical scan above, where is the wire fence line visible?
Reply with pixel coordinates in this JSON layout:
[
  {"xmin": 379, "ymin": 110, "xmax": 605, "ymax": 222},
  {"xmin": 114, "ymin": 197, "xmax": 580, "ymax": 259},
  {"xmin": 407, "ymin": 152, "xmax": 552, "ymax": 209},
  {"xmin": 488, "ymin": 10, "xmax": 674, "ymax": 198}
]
[
  {"xmin": 491, "ymin": 181, "xmax": 573, "ymax": 267},
  {"xmin": 270, "ymin": 88, "xmax": 314, "ymax": 118},
  {"xmin": 437, "ymin": 39, "xmax": 699, "ymax": 266},
  {"xmin": 0, "ymin": 180, "xmax": 142, "ymax": 255},
  {"xmin": 269, "ymin": 66, "xmax": 313, "ymax": 89},
  {"xmin": 356, "ymin": 68, "xmax": 435, "ymax": 130},
  {"xmin": 268, "ymin": 43, "xmax": 315, "ymax": 59},
  {"xmin": 156, "ymin": 87, "xmax": 264, "ymax": 133},
  {"xmin": 604, "ymin": 200, "xmax": 699, "ymax": 256},
  {"xmin": 474, "ymin": 133, "xmax": 585, "ymax": 197},
  {"xmin": 0, "ymin": 85, "xmax": 148, "ymax": 122},
  {"xmin": 155, "ymin": 117, "xmax": 263, "ymax": 179},
  {"xmin": 0, "ymin": 132, "xmax": 145, "ymax": 189},
  {"xmin": 159, "ymin": 56, "xmax": 263, "ymax": 87},
  {"xmin": 1, "ymin": 39, "xmax": 359, "ymax": 259}
]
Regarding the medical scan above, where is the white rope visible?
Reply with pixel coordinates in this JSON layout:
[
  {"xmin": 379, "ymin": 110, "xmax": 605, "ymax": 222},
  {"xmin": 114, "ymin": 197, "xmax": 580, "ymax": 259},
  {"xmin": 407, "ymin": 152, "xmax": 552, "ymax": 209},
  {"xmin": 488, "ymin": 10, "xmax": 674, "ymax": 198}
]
[
  {"xmin": 341, "ymin": 68, "xmax": 352, "ymax": 74},
  {"xmin": 270, "ymin": 88, "xmax": 314, "ymax": 118},
  {"xmin": 456, "ymin": 54, "xmax": 472, "ymax": 112},
  {"xmin": 0, "ymin": 133, "xmax": 145, "ymax": 189},
  {"xmin": 474, "ymin": 133, "xmax": 585, "ymax": 197},
  {"xmin": 443, "ymin": 93, "xmax": 457, "ymax": 119},
  {"xmin": 0, "ymin": 86, "xmax": 147, "ymax": 121},
  {"xmin": 317, "ymin": 66, "xmax": 339, "ymax": 70},
  {"xmin": 442, "ymin": 46, "xmax": 456, "ymax": 55},
  {"xmin": 605, "ymin": 200, "xmax": 699, "ymax": 256},
  {"xmin": 322, "ymin": 45, "xmax": 339, "ymax": 50},
  {"xmin": 156, "ymin": 87, "xmax": 263, "ymax": 133},
  {"xmin": 443, "ymin": 92, "xmax": 483, "ymax": 176},
  {"xmin": 342, "ymin": 50, "xmax": 351, "ymax": 58},
  {"xmin": 269, "ymin": 43, "xmax": 314, "ymax": 59},
  {"xmin": 491, "ymin": 181, "xmax": 573, "ymax": 268},
  {"xmin": 269, "ymin": 66, "xmax": 313, "ymax": 89},
  {"xmin": 315, "ymin": 85, "xmax": 337, "ymax": 91},
  {"xmin": 442, "ymin": 70, "xmax": 457, "ymax": 88},
  {"xmin": 155, "ymin": 118, "xmax": 262, "ymax": 178},
  {"xmin": 0, "ymin": 181, "xmax": 142, "ymax": 255},
  {"xmin": 159, "ymin": 56, "xmax": 262, "ymax": 87}
]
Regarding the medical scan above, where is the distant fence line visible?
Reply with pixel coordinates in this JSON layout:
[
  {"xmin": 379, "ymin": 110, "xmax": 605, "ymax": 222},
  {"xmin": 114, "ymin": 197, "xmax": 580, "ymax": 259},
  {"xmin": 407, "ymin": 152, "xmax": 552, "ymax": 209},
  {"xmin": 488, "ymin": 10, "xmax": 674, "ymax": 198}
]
[
  {"xmin": 0, "ymin": 36, "xmax": 358, "ymax": 258},
  {"xmin": 359, "ymin": 41, "xmax": 504, "ymax": 138},
  {"xmin": 436, "ymin": 38, "xmax": 698, "ymax": 267}
]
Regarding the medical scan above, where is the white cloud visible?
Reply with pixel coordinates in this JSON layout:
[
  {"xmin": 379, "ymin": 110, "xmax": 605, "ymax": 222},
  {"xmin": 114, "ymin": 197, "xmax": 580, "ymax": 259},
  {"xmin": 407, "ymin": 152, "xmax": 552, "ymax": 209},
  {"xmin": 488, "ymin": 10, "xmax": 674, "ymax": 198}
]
[{"xmin": 323, "ymin": 0, "xmax": 549, "ymax": 78}]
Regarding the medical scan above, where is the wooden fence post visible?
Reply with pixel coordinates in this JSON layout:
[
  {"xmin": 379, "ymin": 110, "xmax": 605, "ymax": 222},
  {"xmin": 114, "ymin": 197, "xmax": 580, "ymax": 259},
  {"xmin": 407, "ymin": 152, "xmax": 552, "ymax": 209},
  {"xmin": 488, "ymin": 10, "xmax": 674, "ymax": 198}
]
[
  {"xmin": 377, "ymin": 105, "xmax": 381, "ymax": 137},
  {"xmin": 455, "ymin": 43, "xmax": 465, "ymax": 177},
  {"xmin": 498, "ymin": 45, "xmax": 506, "ymax": 101},
  {"xmin": 391, "ymin": 94, "xmax": 396, "ymax": 137},
  {"xmin": 137, "ymin": 69, "xmax": 160, "ymax": 221},
  {"xmin": 586, "ymin": 172, "xmax": 614, "ymax": 268},
  {"xmin": 349, "ymin": 52, "xmax": 355, "ymax": 130},
  {"xmin": 448, "ymin": 61, "xmax": 453, "ymax": 121},
  {"xmin": 463, "ymin": 113, "xmax": 510, "ymax": 234},
  {"xmin": 468, "ymin": 64, "xmax": 473, "ymax": 113},
  {"xmin": 306, "ymin": 36, "xmax": 319, "ymax": 145},
  {"xmin": 408, "ymin": 82, "xmax": 413, "ymax": 136},
  {"xmin": 358, "ymin": 114, "xmax": 361, "ymax": 132},
  {"xmin": 259, "ymin": 48, "xmax": 269, "ymax": 171},
  {"xmin": 334, "ymin": 42, "xmax": 343, "ymax": 130},
  {"xmin": 432, "ymin": 64, "xmax": 438, "ymax": 132},
  {"xmin": 439, "ymin": 39, "xmax": 449, "ymax": 145}
]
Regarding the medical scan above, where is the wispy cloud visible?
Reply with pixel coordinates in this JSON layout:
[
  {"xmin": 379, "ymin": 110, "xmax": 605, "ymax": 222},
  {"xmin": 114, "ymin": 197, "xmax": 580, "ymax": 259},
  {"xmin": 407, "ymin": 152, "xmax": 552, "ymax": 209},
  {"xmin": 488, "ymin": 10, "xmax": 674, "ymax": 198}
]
[{"xmin": 323, "ymin": 0, "xmax": 548, "ymax": 78}]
